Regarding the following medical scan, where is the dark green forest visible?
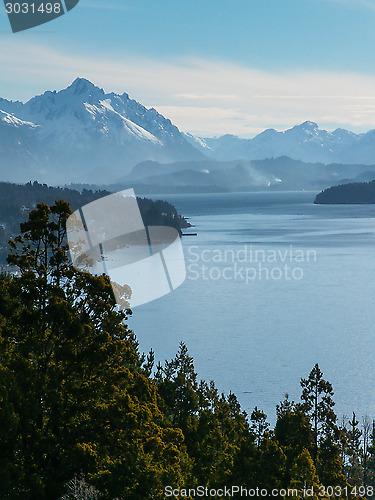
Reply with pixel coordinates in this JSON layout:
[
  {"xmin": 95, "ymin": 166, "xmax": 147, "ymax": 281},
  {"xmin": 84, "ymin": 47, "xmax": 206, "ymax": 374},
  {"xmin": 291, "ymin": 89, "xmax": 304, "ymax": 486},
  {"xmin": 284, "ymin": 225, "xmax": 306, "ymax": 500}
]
[
  {"xmin": 0, "ymin": 181, "xmax": 189, "ymax": 265},
  {"xmin": 0, "ymin": 200, "xmax": 374, "ymax": 499},
  {"xmin": 315, "ymin": 181, "xmax": 375, "ymax": 204}
]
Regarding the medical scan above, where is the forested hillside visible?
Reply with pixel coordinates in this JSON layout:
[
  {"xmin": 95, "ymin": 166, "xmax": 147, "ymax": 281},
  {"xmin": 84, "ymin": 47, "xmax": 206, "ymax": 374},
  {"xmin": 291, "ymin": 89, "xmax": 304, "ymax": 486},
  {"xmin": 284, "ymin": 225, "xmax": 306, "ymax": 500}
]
[
  {"xmin": 315, "ymin": 181, "xmax": 375, "ymax": 204},
  {"xmin": 0, "ymin": 181, "xmax": 189, "ymax": 264}
]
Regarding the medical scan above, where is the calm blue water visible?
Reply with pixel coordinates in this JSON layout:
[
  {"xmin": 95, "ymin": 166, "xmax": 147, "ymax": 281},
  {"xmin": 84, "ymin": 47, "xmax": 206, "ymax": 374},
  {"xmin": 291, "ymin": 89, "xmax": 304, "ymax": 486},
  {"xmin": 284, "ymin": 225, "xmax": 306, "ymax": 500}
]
[{"xmin": 129, "ymin": 191, "xmax": 375, "ymax": 424}]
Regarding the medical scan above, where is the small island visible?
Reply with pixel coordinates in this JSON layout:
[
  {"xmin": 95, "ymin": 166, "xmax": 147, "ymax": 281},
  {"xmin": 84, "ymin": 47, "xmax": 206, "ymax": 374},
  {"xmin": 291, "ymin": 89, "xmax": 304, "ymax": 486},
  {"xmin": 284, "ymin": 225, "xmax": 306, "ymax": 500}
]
[{"xmin": 314, "ymin": 180, "xmax": 375, "ymax": 204}]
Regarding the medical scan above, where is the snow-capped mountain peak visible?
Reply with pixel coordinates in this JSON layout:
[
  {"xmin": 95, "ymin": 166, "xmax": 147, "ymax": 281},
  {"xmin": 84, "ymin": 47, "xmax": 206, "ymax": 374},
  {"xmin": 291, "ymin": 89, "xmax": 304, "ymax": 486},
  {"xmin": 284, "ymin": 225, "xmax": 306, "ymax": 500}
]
[
  {"xmin": 196, "ymin": 121, "xmax": 375, "ymax": 164},
  {"xmin": 67, "ymin": 77, "xmax": 103, "ymax": 96},
  {"xmin": 295, "ymin": 120, "xmax": 319, "ymax": 130},
  {"xmin": 0, "ymin": 78, "xmax": 203, "ymax": 184}
]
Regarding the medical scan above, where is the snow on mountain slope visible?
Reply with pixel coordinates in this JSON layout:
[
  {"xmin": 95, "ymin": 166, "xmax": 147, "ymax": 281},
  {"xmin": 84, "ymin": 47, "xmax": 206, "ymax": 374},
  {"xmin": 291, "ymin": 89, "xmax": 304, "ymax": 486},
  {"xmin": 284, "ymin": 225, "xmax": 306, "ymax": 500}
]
[
  {"xmin": 19, "ymin": 78, "xmax": 188, "ymax": 148},
  {"xmin": 182, "ymin": 132, "xmax": 212, "ymax": 153},
  {"xmin": 197, "ymin": 121, "xmax": 374, "ymax": 165},
  {"xmin": 0, "ymin": 110, "xmax": 37, "ymax": 129},
  {"xmin": 0, "ymin": 78, "xmax": 203, "ymax": 184}
]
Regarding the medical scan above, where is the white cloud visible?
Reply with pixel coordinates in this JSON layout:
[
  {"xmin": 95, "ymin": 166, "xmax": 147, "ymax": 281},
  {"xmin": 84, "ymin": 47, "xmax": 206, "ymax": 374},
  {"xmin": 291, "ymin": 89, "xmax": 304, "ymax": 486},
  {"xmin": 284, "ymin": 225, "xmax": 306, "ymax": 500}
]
[{"xmin": 1, "ymin": 40, "xmax": 375, "ymax": 136}]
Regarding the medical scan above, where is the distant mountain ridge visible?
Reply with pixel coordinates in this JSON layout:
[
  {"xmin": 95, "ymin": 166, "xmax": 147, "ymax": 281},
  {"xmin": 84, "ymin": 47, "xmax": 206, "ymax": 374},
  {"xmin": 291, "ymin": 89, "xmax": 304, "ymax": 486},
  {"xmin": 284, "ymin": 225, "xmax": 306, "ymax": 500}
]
[
  {"xmin": 2, "ymin": 79, "xmax": 375, "ymax": 187},
  {"xmin": 113, "ymin": 157, "xmax": 375, "ymax": 194},
  {"xmin": 0, "ymin": 78, "xmax": 203, "ymax": 184},
  {"xmin": 184, "ymin": 121, "xmax": 375, "ymax": 165}
]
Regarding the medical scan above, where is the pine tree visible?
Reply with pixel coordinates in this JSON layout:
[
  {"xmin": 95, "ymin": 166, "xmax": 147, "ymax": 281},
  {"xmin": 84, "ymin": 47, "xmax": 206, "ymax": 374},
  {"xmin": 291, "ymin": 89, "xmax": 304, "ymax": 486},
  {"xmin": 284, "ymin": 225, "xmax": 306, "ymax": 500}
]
[
  {"xmin": 345, "ymin": 413, "xmax": 362, "ymax": 486},
  {"xmin": 366, "ymin": 421, "xmax": 375, "ymax": 488},
  {"xmin": 250, "ymin": 407, "xmax": 270, "ymax": 449},
  {"xmin": 274, "ymin": 394, "xmax": 314, "ymax": 483},
  {"xmin": 289, "ymin": 449, "xmax": 328, "ymax": 500},
  {"xmin": 256, "ymin": 437, "xmax": 286, "ymax": 491},
  {"xmin": 300, "ymin": 364, "xmax": 336, "ymax": 461},
  {"xmin": 362, "ymin": 416, "xmax": 371, "ymax": 488},
  {"xmin": 300, "ymin": 364, "xmax": 345, "ymax": 487},
  {"xmin": 155, "ymin": 342, "xmax": 199, "ymax": 430}
]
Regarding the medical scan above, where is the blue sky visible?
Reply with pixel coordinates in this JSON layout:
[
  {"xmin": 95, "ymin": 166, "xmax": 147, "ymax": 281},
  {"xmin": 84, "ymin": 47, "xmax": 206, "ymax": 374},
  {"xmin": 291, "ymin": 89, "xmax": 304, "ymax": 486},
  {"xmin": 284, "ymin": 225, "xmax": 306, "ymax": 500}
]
[{"xmin": 1, "ymin": 0, "xmax": 375, "ymax": 136}]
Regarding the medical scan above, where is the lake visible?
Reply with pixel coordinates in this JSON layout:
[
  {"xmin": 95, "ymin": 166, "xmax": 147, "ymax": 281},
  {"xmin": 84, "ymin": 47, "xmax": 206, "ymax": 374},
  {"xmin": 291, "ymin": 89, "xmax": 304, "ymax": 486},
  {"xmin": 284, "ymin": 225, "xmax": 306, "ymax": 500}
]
[{"xmin": 128, "ymin": 191, "xmax": 375, "ymax": 424}]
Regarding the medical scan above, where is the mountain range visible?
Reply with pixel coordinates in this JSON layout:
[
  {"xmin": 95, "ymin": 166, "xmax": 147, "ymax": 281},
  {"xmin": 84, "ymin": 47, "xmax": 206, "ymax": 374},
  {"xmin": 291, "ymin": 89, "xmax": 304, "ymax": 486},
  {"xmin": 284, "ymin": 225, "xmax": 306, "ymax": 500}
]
[
  {"xmin": 184, "ymin": 121, "xmax": 375, "ymax": 165},
  {"xmin": 0, "ymin": 78, "xmax": 202, "ymax": 184},
  {"xmin": 108, "ymin": 157, "xmax": 375, "ymax": 194},
  {"xmin": 2, "ymin": 78, "xmax": 375, "ymax": 190}
]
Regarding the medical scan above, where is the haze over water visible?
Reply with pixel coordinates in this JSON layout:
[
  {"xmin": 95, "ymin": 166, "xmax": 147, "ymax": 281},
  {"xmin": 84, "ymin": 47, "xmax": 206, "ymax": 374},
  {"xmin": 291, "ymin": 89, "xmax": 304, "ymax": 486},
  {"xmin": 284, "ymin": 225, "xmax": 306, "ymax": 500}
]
[{"xmin": 129, "ymin": 191, "xmax": 375, "ymax": 424}]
